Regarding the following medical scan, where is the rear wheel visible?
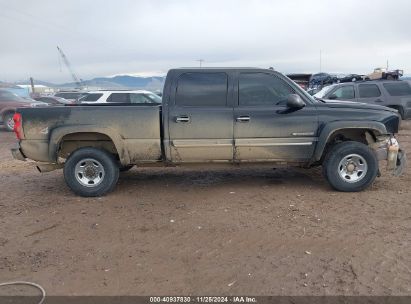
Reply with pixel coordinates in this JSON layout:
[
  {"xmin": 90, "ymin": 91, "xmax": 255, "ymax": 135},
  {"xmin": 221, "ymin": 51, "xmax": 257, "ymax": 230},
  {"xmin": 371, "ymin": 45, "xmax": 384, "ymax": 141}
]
[
  {"xmin": 4, "ymin": 113, "xmax": 15, "ymax": 132},
  {"xmin": 64, "ymin": 147, "xmax": 119, "ymax": 197},
  {"xmin": 323, "ymin": 141, "xmax": 378, "ymax": 192}
]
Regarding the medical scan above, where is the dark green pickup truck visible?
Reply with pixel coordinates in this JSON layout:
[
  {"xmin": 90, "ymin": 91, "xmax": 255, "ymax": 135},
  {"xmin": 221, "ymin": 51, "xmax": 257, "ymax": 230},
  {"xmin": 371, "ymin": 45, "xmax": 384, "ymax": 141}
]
[{"xmin": 11, "ymin": 68, "xmax": 406, "ymax": 196}]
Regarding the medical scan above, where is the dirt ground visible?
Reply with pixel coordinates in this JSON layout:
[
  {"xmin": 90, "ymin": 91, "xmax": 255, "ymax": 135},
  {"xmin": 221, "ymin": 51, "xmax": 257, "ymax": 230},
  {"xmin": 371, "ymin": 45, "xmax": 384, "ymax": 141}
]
[{"xmin": 0, "ymin": 122, "xmax": 410, "ymax": 296}]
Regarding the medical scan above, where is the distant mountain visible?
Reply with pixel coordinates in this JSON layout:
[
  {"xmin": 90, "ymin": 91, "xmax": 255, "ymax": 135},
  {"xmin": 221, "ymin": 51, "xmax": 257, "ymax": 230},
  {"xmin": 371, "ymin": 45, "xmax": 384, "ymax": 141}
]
[
  {"xmin": 92, "ymin": 75, "xmax": 165, "ymax": 87},
  {"xmin": 59, "ymin": 75, "xmax": 166, "ymax": 90},
  {"xmin": 11, "ymin": 75, "xmax": 166, "ymax": 91}
]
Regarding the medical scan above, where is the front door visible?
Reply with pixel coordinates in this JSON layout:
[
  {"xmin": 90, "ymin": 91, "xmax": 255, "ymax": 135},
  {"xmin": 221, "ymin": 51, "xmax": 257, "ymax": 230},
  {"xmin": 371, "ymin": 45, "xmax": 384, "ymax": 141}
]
[
  {"xmin": 168, "ymin": 72, "xmax": 234, "ymax": 162},
  {"xmin": 234, "ymin": 72, "xmax": 319, "ymax": 162}
]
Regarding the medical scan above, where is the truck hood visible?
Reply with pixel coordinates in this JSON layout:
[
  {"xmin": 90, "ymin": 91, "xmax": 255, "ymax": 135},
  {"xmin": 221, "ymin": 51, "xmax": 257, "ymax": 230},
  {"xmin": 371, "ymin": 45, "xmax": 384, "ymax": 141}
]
[{"xmin": 322, "ymin": 99, "xmax": 398, "ymax": 114}]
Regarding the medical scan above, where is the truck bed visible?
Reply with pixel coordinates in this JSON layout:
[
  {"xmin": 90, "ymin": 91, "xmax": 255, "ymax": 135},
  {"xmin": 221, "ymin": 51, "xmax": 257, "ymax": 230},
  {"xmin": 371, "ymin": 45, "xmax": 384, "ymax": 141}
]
[{"xmin": 17, "ymin": 104, "xmax": 163, "ymax": 164}]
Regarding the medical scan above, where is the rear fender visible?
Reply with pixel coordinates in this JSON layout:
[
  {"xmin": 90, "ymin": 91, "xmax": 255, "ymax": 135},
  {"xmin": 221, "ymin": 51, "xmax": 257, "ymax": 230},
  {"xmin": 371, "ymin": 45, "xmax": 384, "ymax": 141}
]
[{"xmin": 49, "ymin": 125, "xmax": 129, "ymax": 164}]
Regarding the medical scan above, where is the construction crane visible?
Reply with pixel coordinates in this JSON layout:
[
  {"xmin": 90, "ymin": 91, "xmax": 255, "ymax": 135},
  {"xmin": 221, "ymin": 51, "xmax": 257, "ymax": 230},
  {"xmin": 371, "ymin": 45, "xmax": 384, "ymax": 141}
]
[{"xmin": 57, "ymin": 46, "xmax": 84, "ymax": 89}]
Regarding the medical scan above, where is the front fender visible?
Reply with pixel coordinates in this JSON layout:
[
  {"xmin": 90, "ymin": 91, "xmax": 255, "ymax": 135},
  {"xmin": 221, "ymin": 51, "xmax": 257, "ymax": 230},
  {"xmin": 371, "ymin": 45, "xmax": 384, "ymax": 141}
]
[
  {"xmin": 312, "ymin": 121, "xmax": 388, "ymax": 162},
  {"xmin": 48, "ymin": 125, "xmax": 130, "ymax": 164}
]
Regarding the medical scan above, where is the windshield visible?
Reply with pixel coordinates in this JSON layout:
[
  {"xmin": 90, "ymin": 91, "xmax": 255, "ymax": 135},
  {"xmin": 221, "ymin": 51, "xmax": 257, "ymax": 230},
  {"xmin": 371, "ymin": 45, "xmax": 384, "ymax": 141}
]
[
  {"xmin": 314, "ymin": 85, "xmax": 337, "ymax": 98},
  {"xmin": 0, "ymin": 90, "xmax": 27, "ymax": 102}
]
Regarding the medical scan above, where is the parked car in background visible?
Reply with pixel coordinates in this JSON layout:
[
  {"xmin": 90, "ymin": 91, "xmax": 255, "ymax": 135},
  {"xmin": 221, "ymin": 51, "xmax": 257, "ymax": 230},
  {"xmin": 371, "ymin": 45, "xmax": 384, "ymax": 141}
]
[
  {"xmin": 307, "ymin": 87, "xmax": 321, "ymax": 96},
  {"xmin": 78, "ymin": 90, "xmax": 162, "ymax": 104},
  {"xmin": 154, "ymin": 90, "xmax": 163, "ymax": 97},
  {"xmin": 338, "ymin": 74, "xmax": 365, "ymax": 83},
  {"xmin": 368, "ymin": 68, "xmax": 403, "ymax": 80},
  {"xmin": 287, "ymin": 73, "xmax": 312, "ymax": 90},
  {"xmin": 0, "ymin": 89, "xmax": 48, "ymax": 131},
  {"xmin": 54, "ymin": 91, "xmax": 88, "ymax": 103},
  {"xmin": 314, "ymin": 80, "xmax": 411, "ymax": 119},
  {"xmin": 34, "ymin": 96, "xmax": 74, "ymax": 105},
  {"xmin": 309, "ymin": 73, "xmax": 338, "ymax": 88}
]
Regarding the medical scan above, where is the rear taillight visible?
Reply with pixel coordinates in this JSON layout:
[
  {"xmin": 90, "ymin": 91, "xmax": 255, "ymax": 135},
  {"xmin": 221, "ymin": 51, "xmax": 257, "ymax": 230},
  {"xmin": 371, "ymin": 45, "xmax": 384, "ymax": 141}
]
[{"xmin": 13, "ymin": 113, "xmax": 25, "ymax": 140}]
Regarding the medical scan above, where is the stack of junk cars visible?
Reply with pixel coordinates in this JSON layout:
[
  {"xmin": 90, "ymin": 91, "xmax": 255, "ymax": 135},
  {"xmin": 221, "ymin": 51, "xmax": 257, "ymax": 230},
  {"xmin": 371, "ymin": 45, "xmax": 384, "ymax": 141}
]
[{"xmin": 286, "ymin": 68, "xmax": 410, "ymax": 120}]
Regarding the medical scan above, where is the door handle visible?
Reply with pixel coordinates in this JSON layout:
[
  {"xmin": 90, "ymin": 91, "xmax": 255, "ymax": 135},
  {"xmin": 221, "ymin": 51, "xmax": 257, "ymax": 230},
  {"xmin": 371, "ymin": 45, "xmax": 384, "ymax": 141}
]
[
  {"xmin": 236, "ymin": 116, "xmax": 250, "ymax": 123},
  {"xmin": 175, "ymin": 116, "xmax": 190, "ymax": 123},
  {"xmin": 375, "ymin": 99, "xmax": 383, "ymax": 103}
]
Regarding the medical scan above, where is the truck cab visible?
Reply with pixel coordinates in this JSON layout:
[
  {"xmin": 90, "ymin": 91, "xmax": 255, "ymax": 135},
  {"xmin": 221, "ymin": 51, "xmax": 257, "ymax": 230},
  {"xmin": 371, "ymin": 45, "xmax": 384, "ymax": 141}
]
[{"xmin": 162, "ymin": 68, "xmax": 318, "ymax": 163}]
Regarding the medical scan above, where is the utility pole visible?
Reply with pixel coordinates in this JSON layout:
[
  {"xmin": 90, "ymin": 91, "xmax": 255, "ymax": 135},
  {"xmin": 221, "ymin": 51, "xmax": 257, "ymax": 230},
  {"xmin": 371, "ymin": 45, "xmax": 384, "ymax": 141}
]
[
  {"xmin": 196, "ymin": 59, "xmax": 204, "ymax": 68},
  {"xmin": 30, "ymin": 77, "xmax": 35, "ymax": 96},
  {"xmin": 319, "ymin": 50, "xmax": 322, "ymax": 73}
]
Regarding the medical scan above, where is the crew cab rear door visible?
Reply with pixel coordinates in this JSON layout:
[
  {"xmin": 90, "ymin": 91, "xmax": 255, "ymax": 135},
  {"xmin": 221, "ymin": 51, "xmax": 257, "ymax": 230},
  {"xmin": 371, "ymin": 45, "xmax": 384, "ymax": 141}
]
[
  {"xmin": 167, "ymin": 71, "xmax": 234, "ymax": 162},
  {"xmin": 233, "ymin": 72, "xmax": 318, "ymax": 161}
]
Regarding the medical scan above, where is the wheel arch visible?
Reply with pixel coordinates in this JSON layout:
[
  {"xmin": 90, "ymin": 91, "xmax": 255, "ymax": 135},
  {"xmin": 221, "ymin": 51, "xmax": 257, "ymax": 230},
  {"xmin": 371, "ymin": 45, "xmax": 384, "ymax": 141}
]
[
  {"xmin": 312, "ymin": 121, "xmax": 387, "ymax": 163},
  {"xmin": 49, "ymin": 126, "xmax": 130, "ymax": 165}
]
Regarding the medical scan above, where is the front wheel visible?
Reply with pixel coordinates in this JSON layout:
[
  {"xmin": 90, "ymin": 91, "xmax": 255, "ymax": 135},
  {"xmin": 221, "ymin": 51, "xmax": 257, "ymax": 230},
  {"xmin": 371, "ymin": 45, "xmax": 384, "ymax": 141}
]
[
  {"xmin": 64, "ymin": 147, "xmax": 119, "ymax": 197},
  {"xmin": 323, "ymin": 141, "xmax": 378, "ymax": 192}
]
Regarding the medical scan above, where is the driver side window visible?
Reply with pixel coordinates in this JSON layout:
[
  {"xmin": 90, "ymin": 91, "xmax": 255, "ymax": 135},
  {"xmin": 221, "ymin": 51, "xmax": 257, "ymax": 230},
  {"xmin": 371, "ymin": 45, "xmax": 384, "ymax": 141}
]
[{"xmin": 239, "ymin": 73, "xmax": 295, "ymax": 106}]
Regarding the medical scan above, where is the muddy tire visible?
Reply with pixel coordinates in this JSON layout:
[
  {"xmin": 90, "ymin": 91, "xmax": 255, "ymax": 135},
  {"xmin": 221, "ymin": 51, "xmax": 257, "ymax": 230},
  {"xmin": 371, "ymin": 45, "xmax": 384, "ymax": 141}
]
[
  {"xmin": 64, "ymin": 147, "xmax": 119, "ymax": 197},
  {"xmin": 322, "ymin": 141, "xmax": 378, "ymax": 192},
  {"xmin": 4, "ymin": 113, "xmax": 15, "ymax": 132}
]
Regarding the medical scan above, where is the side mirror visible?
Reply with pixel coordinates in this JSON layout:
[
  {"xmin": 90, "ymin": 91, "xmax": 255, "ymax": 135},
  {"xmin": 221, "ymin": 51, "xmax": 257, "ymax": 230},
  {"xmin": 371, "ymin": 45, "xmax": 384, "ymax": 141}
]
[
  {"xmin": 328, "ymin": 94, "xmax": 337, "ymax": 100},
  {"xmin": 286, "ymin": 94, "xmax": 305, "ymax": 109}
]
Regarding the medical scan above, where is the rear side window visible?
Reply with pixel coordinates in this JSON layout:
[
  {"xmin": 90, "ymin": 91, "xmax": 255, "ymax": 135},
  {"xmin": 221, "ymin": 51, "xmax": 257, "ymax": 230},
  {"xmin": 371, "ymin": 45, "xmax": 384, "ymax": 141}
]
[
  {"xmin": 81, "ymin": 93, "xmax": 103, "ymax": 102},
  {"xmin": 239, "ymin": 73, "xmax": 295, "ymax": 106},
  {"xmin": 383, "ymin": 82, "xmax": 411, "ymax": 96},
  {"xmin": 107, "ymin": 93, "xmax": 130, "ymax": 103},
  {"xmin": 330, "ymin": 86, "xmax": 355, "ymax": 99},
  {"xmin": 176, "ymin": 72, "xmax": 228, "ymax": 106},
  {"xmin": 358, "ymin": 84, "xmax": 381, "ymax": 98}
]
